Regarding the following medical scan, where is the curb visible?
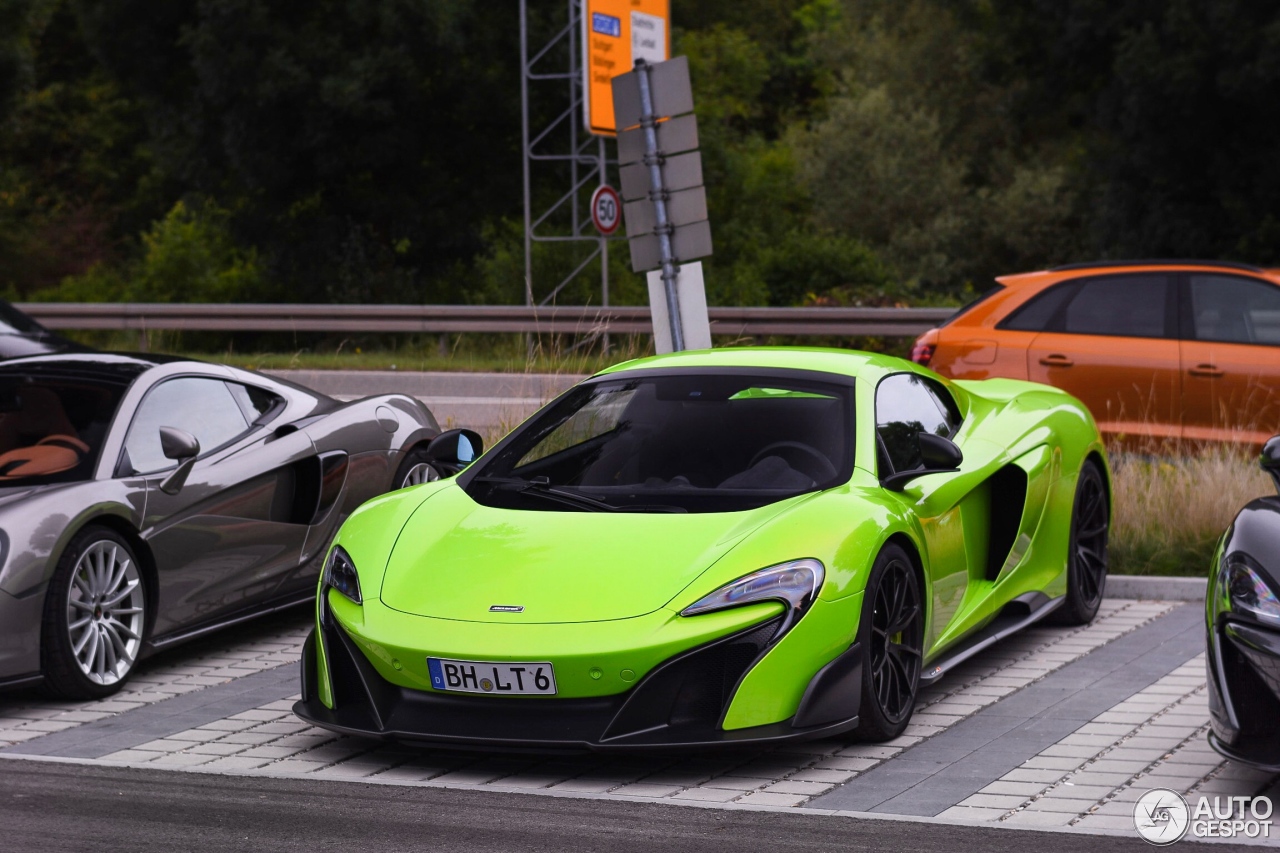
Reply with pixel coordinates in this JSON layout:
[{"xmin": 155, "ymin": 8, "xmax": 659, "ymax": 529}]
[{"xmin": 1106, "ymin": 574, "xmax": 1205, "ymax": 601}]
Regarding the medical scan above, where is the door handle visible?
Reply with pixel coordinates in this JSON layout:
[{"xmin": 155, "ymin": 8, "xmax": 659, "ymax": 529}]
[
  {"xmin": 1189, "ymin": 364, "xmax": 1224, "ymax": 378},
  {"xmin": 1038, "ymin": 354, "xmax": 1074, "ymax": 368}
]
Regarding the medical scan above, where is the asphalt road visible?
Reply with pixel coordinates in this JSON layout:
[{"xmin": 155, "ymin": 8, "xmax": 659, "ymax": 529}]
[{"xmin": 0, "ymin": 759, "xmax": 1248, "ymax": 853}]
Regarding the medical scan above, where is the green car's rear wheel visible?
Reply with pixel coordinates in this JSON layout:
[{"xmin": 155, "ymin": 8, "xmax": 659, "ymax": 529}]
[
  {"xmin": 855, "ymin": 543, "xmax": 923, "ymax": 742},
  {"xmin": 1052, "ymin": 459, "xmax": 1109, "ymax": 625}
]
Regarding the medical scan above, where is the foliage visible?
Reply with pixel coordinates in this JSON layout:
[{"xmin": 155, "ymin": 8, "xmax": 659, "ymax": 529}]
[
  {"xmin": 4, "ymin": 0, "xmax": 1280, "ymax": 309},
  {"xmin": 68, "ymin": 0, "xmax": 523, "ymax": 303},
  {"xmin": 46, "ymin": 199, "xmax": 262, "ymax": 303},
  {"xmin": 0, "ymin": 0, "xmax": 158, "ymax": 298}
]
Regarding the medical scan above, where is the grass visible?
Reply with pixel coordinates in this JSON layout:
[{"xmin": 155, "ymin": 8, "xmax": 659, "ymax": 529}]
[{"xmin": 1109, "ymin": 443, "xmax": 1272, "ymax": 577}]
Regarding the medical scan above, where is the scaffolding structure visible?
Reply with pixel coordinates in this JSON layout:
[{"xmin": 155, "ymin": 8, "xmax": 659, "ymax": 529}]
[{"xmin": 519, "ymin": 0, "xmax": 614, "ymax": 321}]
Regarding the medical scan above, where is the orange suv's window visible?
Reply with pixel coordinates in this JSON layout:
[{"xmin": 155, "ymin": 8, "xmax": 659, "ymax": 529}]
[
  {"xmin": 1187, "ymin": 274, "xmax": 1280, "ymax": 345},
  {"xmin": 999, "ymin": 274, "xmax": 1172, "ymax": 338},
  {"xmin": 1000, "ymin": 283, "xmax": 1076, "ymax": 331}
]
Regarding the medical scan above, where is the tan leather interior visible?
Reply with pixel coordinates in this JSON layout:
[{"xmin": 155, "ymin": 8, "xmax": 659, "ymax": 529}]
[
  {"xmin": 0, "ymin": 388, "xmax": 87, "ymax": 479},
  {"xmin": 0, "ymin": 444, "xmax": 81, "ymax": 478}
]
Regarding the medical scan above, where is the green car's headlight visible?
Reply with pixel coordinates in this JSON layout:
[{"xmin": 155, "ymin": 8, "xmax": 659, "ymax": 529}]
[
  {"xmin": 324, "ymin": 546, "xmax": 362, "ymax": 605},
  {"xmin": 681, "ymin": 559, "xmax": 825, "ymax": 617},
  {"xmin": 1221, "ymin": 562, "xmax": 1280, "ymax": 627}
]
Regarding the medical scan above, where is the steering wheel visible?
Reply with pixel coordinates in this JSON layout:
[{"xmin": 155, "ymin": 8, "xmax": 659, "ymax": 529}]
[{"xmin": 748, "ymin": 441, "xmax": 837, "ymax": 482}]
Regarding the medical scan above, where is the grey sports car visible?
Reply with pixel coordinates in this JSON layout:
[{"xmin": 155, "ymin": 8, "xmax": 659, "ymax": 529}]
[{"xmin": 0, "ymin": 352, "xmax": 445, "ymax": 698}]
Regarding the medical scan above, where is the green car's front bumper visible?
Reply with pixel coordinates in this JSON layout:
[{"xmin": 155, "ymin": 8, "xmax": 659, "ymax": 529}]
[{"xmin": 293, "ymin": 592, "xmax": 864, "ymax": 752}]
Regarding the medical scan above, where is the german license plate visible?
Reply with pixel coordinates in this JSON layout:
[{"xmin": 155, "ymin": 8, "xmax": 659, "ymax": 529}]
[{"xmin": 427, "ymin": 657, "xmax": 557, "ymax": 695}]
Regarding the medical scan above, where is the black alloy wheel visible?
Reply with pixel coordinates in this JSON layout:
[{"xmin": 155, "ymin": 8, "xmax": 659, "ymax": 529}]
[
  {"xmin": 856, "ymin": 543, "xmax": 923, "ymax": 741},
  {"xmin": 1052, "ymin": 459, "xmax": 1109, "ymax": 625}
]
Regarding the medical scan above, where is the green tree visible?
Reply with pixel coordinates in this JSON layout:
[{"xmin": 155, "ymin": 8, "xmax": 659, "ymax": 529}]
[
  {"xmin": 71, "ymin": 0, "xmax": 524, "ymax": 303},
  {"xmin": 0, "ymin": 0, "xmax": 157, "ymax": 297}
]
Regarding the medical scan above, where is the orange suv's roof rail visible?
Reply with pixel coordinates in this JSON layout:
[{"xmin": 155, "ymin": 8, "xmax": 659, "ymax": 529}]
[{"xmin": 1048, "ymin": 259, "xmax": 1263, "ymax": 273}]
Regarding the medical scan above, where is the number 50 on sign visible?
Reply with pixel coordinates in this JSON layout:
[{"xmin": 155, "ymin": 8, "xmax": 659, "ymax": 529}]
[{"xmin": 591, "ymin": 185, "xmax": 622, "ymax": 235}]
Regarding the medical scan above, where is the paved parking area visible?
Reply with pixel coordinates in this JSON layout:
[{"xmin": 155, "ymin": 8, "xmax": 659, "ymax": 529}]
[{"xmin": 2, "ymin": 595, "xmax": 1276, "ymax": 843}]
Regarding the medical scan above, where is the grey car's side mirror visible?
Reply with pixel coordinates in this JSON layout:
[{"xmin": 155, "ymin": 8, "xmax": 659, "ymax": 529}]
[
  {"xmin": 1261, "ymin": 435, "xmax": 1280, "ymax": 495},
  {"xmin": 883, "ymin": 432, "xmax": 963, "ymax": 491},
  {"xmin": 425, "ymin": 428, "xmax": 484, "ymax": 476},
  {"xmin": 159, "ymin": 426, "xmax": 200, "ymax": 495}
]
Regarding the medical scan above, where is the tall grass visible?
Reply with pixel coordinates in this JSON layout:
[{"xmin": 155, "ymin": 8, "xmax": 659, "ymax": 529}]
[{"xmin": 1109, "ymin": 443, "xmax": 1273, "ymax": 576}]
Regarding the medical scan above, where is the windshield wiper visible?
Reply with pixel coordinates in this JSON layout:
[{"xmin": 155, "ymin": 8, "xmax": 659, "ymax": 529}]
[{"xmin": 472, "ymin": 476, "xmax": 620, "ymax": 513}]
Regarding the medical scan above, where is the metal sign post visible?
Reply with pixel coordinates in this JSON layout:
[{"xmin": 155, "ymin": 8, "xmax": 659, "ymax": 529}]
[
  {"xmin": 636, "ymin": 61, "xmax": 683, "ymax": 350},
  {"xmin": 612, "ymin": 56, "xmax": 713, "ymax": 353}
]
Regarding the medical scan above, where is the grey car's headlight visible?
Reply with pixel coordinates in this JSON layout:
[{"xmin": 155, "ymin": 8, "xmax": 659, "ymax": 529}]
[
  {"xmin": 1222, "ymin": 562, "xmax": 1280, "ymax": 627},
  {"xmin": 324, "ymin": 546, "xmax": 362, "ymax": 605},
  {"xmin": 681, "ymin": 559, "xmax": 825, "ymax": 617}
]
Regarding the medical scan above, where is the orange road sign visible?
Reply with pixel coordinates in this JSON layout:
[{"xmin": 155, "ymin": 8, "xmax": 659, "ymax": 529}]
[{"xmin": 583, "ymin": 0, "xmax": 669, "ymax": 136}]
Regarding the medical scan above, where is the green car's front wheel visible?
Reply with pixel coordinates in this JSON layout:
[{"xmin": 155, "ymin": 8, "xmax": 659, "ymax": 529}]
[{"xmin": 855, "ymin": 543, "xmax": 923, "ymax": 742}]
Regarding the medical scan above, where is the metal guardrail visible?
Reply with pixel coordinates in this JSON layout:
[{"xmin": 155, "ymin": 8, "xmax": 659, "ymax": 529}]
[{"xmin": 17, "ymin": 303, "xmax": 955, "ymax": 339}]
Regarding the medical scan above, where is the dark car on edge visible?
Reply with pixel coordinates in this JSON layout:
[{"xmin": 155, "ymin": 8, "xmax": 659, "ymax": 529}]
[{"xmin": 1206, "ymin": 435, "xmax": 1280, "ymax": 771}]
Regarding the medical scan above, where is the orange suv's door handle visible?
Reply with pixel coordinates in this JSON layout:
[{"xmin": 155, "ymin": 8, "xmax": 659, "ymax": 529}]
[
  {"xmin": 1189, "ymin": 364, "xmax": 1224, "ymax": 378},
  {"xmin": 1038, "ymin": 354, "xmax": 1074, "ymax": 368}
]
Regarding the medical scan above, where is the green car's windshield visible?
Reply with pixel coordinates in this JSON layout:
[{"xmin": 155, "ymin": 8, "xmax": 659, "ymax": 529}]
[{"xmin": 465, "ymin": 371, "xmax": 853, "ymax": 513}]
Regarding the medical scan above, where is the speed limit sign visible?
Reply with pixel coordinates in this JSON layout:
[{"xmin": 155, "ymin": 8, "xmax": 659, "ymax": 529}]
[{"xmin": 590, "ymin": 185, "xmax": 622, "ymax": 235}]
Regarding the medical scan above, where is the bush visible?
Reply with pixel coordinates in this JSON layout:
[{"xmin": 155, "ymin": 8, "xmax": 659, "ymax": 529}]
[{"xmin": 38, "ymin": 199, "xmax": 263, "ymax": 303}]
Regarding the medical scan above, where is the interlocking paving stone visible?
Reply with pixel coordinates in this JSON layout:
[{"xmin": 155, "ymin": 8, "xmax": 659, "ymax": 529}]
[
  {"xmin": 2, "ymin": 664, "xmax": 297, "ymax": 759},
  {"xmin": 806, "ymin": 603, "xmax": 1203, "ymax": 816},
  {"xmin": 7, "ymin": 596, "xmax": 1274, "ymax": 840}
]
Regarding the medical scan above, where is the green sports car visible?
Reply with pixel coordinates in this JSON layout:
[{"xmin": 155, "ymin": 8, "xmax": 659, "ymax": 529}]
[{"xmin": 295, "ymin": 348, "xmax": 1110, "ymax": 749}]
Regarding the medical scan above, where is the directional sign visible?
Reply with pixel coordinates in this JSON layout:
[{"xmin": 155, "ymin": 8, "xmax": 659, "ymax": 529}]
[
  {"xmin": 627, "ymin": 220, "xmax": 713, "ymax": 273},
  {"xmin": 583, "ymin": 0, "xmax": 670, "ymax": 136},
  {"xmin": 619, "ymin": 151, "xmax": 704, "ymax": 201},
  {"xmin": 617, "ymin": 114, "xmax": 698, "ymax": 165},
  {"xmin": 590, "ymin": 185, "xmax": 621, "ymax": 235},
  {"xmin": 611, "ymin": 55, "xmax": 691, "ymax": 132},
  {"xmin": 623, "ymin": 186, "xmax": 707, "ymax": 237}
]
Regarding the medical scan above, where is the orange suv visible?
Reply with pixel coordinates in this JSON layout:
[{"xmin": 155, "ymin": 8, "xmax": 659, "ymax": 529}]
[{"xmin": 911, "ymin": 261, "xmax": 1280, "ymax": 446}]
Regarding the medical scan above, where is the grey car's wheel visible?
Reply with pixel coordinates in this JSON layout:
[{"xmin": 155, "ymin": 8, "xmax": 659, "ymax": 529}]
[
  {"xmin": 1050, "ymin": 459, "xmax": 1109, "ymax": 626},
  {"xmin": 42, "ymin": 527, "xmax": 147, "ymax": 699},
  {"xmin": 394, "ymin": 447, "xmax": 441, "ymax": 489},
  {"xmin": 855, "ymin": 542, "xmax": 923, "ymax": 742}
]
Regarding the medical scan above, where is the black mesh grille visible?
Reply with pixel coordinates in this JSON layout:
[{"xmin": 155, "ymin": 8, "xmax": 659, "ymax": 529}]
[
  {"xmin": 1223, "ymin": 636, "xmax": 1280, "ymax": 737},
  {"xmin": 605, "ymin": 616, "xmax": 783, "ymax": 740}
]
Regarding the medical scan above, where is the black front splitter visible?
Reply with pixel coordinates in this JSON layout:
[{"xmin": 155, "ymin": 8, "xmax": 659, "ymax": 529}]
[{"xmin": 293, "ymin": 695, "xmax": 858, "ymax": 754}]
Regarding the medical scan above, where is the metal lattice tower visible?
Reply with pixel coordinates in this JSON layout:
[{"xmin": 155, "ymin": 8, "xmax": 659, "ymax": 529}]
[{"xmin": 519, "ymin": 0, "xmax": 614, "ymax": 322}]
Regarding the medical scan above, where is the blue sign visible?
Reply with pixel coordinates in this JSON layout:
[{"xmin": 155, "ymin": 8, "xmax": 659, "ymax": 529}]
[{"xmin": 592, "ymin": 12, "xmax": 621, "ymax": 38}]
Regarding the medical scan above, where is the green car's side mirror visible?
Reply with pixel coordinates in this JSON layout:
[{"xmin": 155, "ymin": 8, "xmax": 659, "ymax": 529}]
[
  {"xmin": 159, "ymin": 426, "xmax": 200, "ymax": 495},
  {"xmin": 883, "ymin": 432, "xmax": 963, "ymax": 491},
  {"xmin": 425, "ymin": 428, "xmax": 484, "ymax": 476},
  {"xmin": 1261, "ymin": 435, "xmax": 1280, "ymax": 494}
]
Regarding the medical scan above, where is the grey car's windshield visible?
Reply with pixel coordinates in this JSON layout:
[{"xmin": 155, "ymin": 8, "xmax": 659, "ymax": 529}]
[
  {"xmin": 465, "ymin": 371, "xmax": 853, "ymax": 513},
  {"xmin": 0, "ymin": 374, "xmax": 126, "ymax": 485}
]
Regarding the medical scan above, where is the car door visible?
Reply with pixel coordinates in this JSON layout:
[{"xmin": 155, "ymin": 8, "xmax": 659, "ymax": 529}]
[
  {"xmin": 123, "ymin": 376, "xmax": 320, "ymax": 635},
  {"xmin": 1023, "ymin": 273, "xmax": 1181, "ymax": 445},
  {"xmin": 874, "ymin": 373, "xmax": 996, "ymax": 652},
  {"xmin": 1179, "ymin": 272, "xmax": 1280, "ymax": 445}
]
